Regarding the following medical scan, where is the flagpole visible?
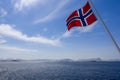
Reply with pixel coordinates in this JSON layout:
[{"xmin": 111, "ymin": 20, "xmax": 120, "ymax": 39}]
[{"xmin": 88, "ymin": 0, "xmax": 120, "ymax": 53}]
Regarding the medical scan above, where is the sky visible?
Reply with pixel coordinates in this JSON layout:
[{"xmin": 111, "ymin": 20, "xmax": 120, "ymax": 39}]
[{"xmin": 0, "ymin": 0, "xmax": 120, "ymax": 60}]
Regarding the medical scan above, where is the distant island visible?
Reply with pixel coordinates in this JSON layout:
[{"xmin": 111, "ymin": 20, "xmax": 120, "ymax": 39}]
[{"xmin": 0, "ymin": 58, "xmax": 120, "ymax": 62}]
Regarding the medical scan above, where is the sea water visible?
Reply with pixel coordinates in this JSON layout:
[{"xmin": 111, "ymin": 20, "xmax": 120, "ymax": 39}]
[{"xmin": 0, "ymin": 61, "xmax": 120, "ymax": 80}]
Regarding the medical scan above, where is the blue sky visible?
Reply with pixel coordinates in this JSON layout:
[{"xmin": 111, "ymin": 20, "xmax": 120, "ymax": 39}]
[{"xmin": 0, "ymin": 0, "xmax": 120, "ymax": 60}]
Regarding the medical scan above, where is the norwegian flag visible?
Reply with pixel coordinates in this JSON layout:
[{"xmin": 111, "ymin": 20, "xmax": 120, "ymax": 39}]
[{"xmin": 66, "ymin": 1, "xmax": 97, "ymax": 31}]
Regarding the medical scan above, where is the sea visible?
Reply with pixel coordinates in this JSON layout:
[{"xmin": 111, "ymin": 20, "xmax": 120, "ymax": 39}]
[{"xmin": 0, "ymin": 61, "xmax": 120, "ymax": 80}]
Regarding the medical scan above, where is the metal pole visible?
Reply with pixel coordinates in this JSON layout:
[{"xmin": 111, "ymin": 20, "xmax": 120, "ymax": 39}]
[{"xmin": 88, "ymin": 0, "xmax": 120, "ymax": 53}]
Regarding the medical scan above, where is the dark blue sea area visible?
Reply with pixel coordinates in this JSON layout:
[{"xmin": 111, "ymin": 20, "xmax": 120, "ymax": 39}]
[{"xmin": 0, "ymin": 61, "xmax": 120, "ymax": 80}]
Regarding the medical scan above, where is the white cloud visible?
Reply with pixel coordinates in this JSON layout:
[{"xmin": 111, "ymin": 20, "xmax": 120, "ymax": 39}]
[
  {"xmin": 0, "ymin": 8, "xmax": 7, "ymax": 17},
  {"xmin": 13, "ymin": 0, "xmax": 46, "ymax": 11},
  {"xmin": 34, "ymin": 0, "xmax": 70, "ymax": 23},
  {"xmin": 13, "ymin": 0, "xmax": 70, "ymax": 23},
  {"xmin": 0, "ymin": 45, "xmax": 37, "ymax": 53},
  {"xmin": 60, "ymin": 22, "xmax": 97, "ymax": 39},
  {"xmin": 0, "ymin": 24, "xmax": 59, "ymax": 46},
  {"xmin": 62, "ymin": 31, "xmax": 73, "ymax": 38},
  {"xmin": 0, "ymin": 39, "xmax": 6, "ymax": 44},
  {"xmin": 77, "ymin": 22, "xmax": 98, "ymax": 33},
  {"xmin": 0, "ymin": 36, "xmax": 6, "ymax": 44}
]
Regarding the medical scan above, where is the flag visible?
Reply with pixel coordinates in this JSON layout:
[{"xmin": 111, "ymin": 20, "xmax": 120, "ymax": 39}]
[{"xmin": 66, "ymin": 1, "xmax": 97, "ymax": 31}]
